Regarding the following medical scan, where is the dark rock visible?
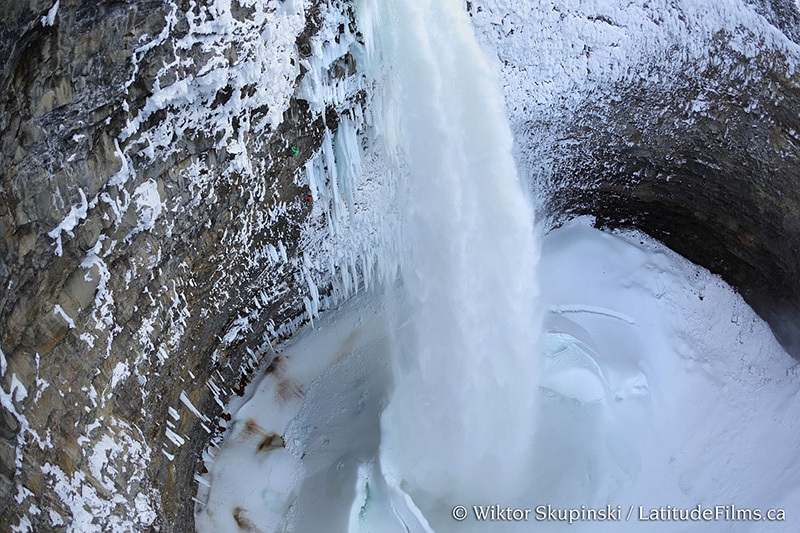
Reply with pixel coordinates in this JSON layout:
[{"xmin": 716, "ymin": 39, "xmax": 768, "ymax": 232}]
[
  {"xmin": 541, "ymin": 28, "xmax": 800, "ymax": 357},
  {"xmin": 0, "ymin": 0, "xmax": 363, "ymax": 530}
]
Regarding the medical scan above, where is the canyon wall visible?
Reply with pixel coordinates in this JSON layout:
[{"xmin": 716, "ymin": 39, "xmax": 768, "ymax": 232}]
[
  {"xmin": 0, "ymin": 0, "xmax": 364, "ymax": 530},
  {"xmin": 471, "ymin": 0, "xmax": 800, "ymax": 356}
]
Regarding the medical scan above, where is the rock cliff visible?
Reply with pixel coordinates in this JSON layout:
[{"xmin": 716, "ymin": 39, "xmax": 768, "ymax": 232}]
[
  {"xmin": 1, "ymin": 0, "xmax": 365, "ymax": 530},
  {"xmin": 470, "ymin": 0, "xmax": 800, "ymax": 356}
]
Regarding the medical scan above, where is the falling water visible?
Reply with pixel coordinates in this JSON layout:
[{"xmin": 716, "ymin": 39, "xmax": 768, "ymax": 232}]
[
  {"xmin": 355, "ymin": 0, "xmax": 541, "ymax": 525},
  {"xmin": 195, "ymin": 4, "xmax": 800, "ymax": 532}
]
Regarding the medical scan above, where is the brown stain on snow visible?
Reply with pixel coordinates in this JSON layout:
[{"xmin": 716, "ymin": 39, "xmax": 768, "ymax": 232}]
[
  {"xmin": 236, "ymin": 417, "xmax": 285, "ymax": 455},
  {"xmin": 243, "ymin": 418, "xmax": 262, "ymax": 436},
  {"xmin": 333, "ymin": 328, "xmax": 362, "ymax": 364},
  {"xmin": 265, "ymin": 353, "xmax": 306, "ymax": 405},
  {"xmin": 257, "ymin": 432, "xmax": 285, "ymax": 454},
  {"xmin": 276, "ymin": 378, "xmax": 304, "ymax": 404},
  {"xmin": 232, "ymin": 506, "xmax": 258, "ymax": 531}
]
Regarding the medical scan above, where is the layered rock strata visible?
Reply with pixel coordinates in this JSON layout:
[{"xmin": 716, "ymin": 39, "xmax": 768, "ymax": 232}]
[{"xmin": 0, "ymin": 0, "xmax": 364, "ymax": 530}]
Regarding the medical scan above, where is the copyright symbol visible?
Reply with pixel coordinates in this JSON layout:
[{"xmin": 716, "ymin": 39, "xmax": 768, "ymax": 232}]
[{"xmin": 452, "ymin": 505, "xmax": 468, "ymax": 521}]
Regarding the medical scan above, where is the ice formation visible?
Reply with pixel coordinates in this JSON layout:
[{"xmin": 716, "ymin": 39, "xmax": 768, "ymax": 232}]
[
  {"xmin": 197, "ymin": 220, "xmax": 800, "ymax": 532},
  {"xmin": 354, "ymin": 0, "xmax": 540, "ymax": 517},
  {"xmin": 195, "ymin": 0, "xmax": 800, "ymax": 532}
]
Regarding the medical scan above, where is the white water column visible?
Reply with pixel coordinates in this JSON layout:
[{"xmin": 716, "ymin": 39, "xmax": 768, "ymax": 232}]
[{"xmin": 355, "ymin": 0, "xmax": 543, "ymax": 523}]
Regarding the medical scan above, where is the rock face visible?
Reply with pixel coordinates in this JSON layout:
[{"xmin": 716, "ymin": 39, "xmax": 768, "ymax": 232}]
[
  {"xmin": 470, "ymin": 0, "xmax": 800, "ymax": 356},
  {"xmin": 0, "ymin": 0, "xmax": 364, "ymax": 530},
  {"xmin": 548, "ymin": 55, "xmax": 800, "ymax": 358},
  {"xmin": 1, "ymin": 0, "xmax": 799, "ymax": 531}
]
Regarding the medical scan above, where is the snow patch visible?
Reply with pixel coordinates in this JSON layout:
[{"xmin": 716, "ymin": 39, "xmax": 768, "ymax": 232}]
[
  {"xmin": 42, "ymin": 417, "xmax": 158, "ymax": 532},
  {"xmin": 128, "ymin": 180, "xmax": 164, "ymax": 238},
  {"xmin": 53, "ymin": 304, "xmax": 76, "ymax": 329},
  {"xmin": 40, "ymin": 0, "xmax": 59, "ymax": 27},
  {"xmin": 47, "ymin": 189, "xmax": 88, "ymax": 256},
  {"xmin": 48, "ymin": 510, "xmax": 64, "ymax": 527},
  {"xmin": 110, "ymin": 361, "xmax": 130, "ymax": 389},
  {"xmin": 10, "ymin": 516, "xmax": 32, "ymax": 533}
]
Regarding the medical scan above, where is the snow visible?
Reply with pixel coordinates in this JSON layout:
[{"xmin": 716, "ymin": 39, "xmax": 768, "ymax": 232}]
[
  {"xmin": 47, "ymin": 189, "xmax": 88, "ymax": 256},
  {"xmin": 33, "ymin": 377, "xmax": 49, "ymax": 402},
  {"xmin": 40, "ymin": 1, "xmax": 59, "ymax": 27},
  {"xmin": 196, "ymin": 222, "xmax": 800, "ymax": 532},
  {"xmin": 531, "ymin": 222, "xmax": 800, "ymax": 532},
  {"xmin": 119, "ymin": 0, "xmax": 308, "ymax": 146},
  {"xmin": 14, "ymin": 485, "xmax": 34, "ymax": 504},
  {"xmin": 195, "ymin": 292, "xmax": 393, "ymax": 532},
  {"xmin": 194, "ymin": 1, "xmax": 800, "ymax": 531},
  {"xmin": 40, "ymin": 416, "xmax": 158, "ymax": 532},
  {"xmin": 128, "ymin": 180, "xmax": 164, "ymax": 238},
  {"xmin": 465, "ymin": 0, "xmax": 800, "ymax": 212},
  {"xmin": 221, "ymin": 315, "xmax": 251, "ymax": 347},
  {"xmin": 80, "ymin": 241, "xmax": 116, "ymax": 358},
  {"xmin": 110, "ymin": 361, "xmax": 129, "ymax": 389},
  {"xmin": 88, "ymin": 434, "xmax": 122, "ymax": 491},
  {"xmin": 10, "ymin": 516, "xmax": 32, "ymax": 533},
  {"xmin": 53, "ymin": 304, "xmax": 75, "ymax": 329},
  {"xmin": 48, "ymin": 510, "xmax": 65, "ymax": 527}
]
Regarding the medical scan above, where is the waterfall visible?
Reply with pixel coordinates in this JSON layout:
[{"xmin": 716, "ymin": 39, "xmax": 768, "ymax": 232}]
[
  {"xmin": 194, "ymin": 3, "xmax": 800, "ymax": 532},
  {"xmin": 355, "ymin": 0, "xmax": 542, "ymax": 525}
]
